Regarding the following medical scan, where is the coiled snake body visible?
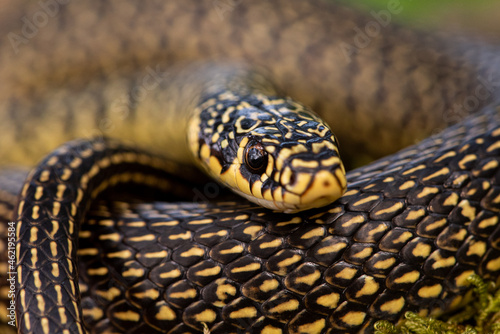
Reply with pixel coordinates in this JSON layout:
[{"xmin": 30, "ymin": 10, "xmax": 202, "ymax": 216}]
[{"xmin": 1, "ymin": 1, "xmax": 500, "ymax": 333}]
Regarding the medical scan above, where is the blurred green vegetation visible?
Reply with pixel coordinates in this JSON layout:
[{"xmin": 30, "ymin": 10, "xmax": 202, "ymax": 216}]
[
  {"xmin": 338, "ymin": 0, "xmax": 500, "ymax": 37},
  {"xmin": 341, "ymin": 0, "xmax": 492, "ymax": 20}
]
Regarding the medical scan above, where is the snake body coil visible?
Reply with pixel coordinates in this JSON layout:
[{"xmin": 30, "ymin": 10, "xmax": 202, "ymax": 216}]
[{"xmin": 1, "ymin": 1, "xmax": 500, "ymax": 334}]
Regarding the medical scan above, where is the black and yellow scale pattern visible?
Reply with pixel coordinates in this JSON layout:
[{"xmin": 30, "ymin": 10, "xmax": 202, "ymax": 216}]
[
  {"xmin": 11, "ymin": 104, "xmax": 500, "ymax": 333},
  {"xmin": 2, "ymin": 1, "xmax": 500, "ymax": 334}
]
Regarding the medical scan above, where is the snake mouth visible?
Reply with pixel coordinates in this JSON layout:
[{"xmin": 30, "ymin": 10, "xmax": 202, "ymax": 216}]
[{"xmin": 231, "ymin": 165, "xmax": 346, "ymax": 213}]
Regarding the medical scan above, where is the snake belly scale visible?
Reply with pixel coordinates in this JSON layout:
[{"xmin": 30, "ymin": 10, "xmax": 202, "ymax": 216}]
[{"xmin": 0, "ymin": 1, "xmax": 500, "ymax": 334}]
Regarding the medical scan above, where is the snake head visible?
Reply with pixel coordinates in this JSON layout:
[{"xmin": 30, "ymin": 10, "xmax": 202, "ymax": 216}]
[{"xmin": 189, "ymin": 92, "xmax": 347, "ymax": 213}]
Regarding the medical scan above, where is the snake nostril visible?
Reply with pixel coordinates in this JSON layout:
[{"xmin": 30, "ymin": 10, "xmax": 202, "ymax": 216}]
[
  {"xmin": 323, "ymin": 180, "xmax": 331, "ymax": 187},
  {"xmin": 289, "ymin": 172, "xmax": 296, "ymax": 185}
]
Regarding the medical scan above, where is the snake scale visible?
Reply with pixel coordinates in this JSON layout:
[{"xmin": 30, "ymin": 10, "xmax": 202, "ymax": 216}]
[{"xmin": 1, "ymin": 1, "xmax": 500, "ymax": 333}]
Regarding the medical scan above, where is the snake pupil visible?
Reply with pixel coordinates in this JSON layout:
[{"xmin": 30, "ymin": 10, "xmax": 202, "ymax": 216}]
[{"xmin": 245, "ymin": 142, "xmax": 268, "ymax": 173}]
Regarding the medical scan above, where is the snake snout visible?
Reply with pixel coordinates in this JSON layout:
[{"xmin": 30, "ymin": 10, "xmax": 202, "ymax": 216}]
[{"xmin": 280, "ymin": 155, "xmax": 347, "ymax": 213}]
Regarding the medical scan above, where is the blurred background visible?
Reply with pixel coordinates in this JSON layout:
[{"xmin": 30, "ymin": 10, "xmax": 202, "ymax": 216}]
[{"xmin": 342, "ymin": 0, "xmax": 500, "ymax": 39}]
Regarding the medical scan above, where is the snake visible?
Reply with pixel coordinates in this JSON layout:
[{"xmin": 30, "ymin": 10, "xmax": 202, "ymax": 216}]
[{"xmin": 1, "ymin": 0, "xmax": 500, "ymax": 333}]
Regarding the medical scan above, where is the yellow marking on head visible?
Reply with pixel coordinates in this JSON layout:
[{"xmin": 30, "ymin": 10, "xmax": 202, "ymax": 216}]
[
  {"xmin": 394, "ymin": 270, "xmax": 420, "ymax": 284},
  {"xmin": 417, "ymin": 284, "xmax": 442, "ymax": 298},
  {"xmin": 200, "ymin": 144, "xmax": 211, "ymax": 161},
  {"xmin": 281, "ymin": 191, "xmax": 301, "ymax": 206},
  {"xmin": 299, "ymin": 169, "xmax": 345, "ymax": 208},
  {"xmin": 291, "ymin": 159, "xmax": 319, "ymax": 169}
]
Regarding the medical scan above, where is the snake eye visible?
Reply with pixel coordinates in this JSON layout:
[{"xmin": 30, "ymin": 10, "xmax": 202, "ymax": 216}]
[{"xmin": 244, "ymin": 141, "xmax": 268, "ymax": 174}]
